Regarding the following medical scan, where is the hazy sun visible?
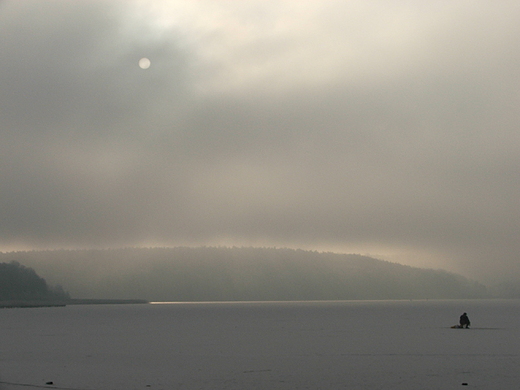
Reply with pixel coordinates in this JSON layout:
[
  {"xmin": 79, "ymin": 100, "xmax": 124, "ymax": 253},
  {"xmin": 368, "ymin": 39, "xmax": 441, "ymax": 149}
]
[{"xmin": 139, "ymin": 57, "xmax": 151, "ymax": 69}]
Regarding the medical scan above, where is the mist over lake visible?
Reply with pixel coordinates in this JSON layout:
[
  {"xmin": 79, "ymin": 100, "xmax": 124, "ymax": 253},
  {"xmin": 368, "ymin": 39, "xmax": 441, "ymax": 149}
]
[
  {"xmin": 1, "ymin": 299, "xmax": 519, "ymax": 389},
  {"xmin": 1, "ymin": 247, "xmax": 490, "ymax": 301},
  {"xmin": 2, "ymin": 1, "xmax": 520, "ymax": 284},
  {"xmin": 2, "ymin": 2, "xmax": 520, "ymax": 386}
]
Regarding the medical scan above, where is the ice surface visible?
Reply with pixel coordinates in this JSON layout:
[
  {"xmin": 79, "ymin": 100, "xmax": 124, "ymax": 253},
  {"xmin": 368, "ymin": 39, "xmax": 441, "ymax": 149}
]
[{"xmin": 1, "ymin": 299, "xmax": 519, "ymax": 389}]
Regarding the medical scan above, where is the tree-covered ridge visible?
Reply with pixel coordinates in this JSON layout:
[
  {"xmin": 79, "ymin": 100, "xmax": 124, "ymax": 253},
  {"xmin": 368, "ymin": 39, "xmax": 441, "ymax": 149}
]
[
  {"xmin": 1, "ymin": 247, "xmax": 488, "ymax": 301},
  {"xmin": 0, "ymin": 261, "xmax": 70, "ymax": 302}
]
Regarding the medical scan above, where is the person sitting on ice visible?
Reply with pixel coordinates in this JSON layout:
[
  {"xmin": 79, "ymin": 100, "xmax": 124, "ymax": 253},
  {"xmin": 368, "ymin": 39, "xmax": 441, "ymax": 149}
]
[{"xmin": 459, "ymin": 312, "xmax": 470, "ymax": 328}]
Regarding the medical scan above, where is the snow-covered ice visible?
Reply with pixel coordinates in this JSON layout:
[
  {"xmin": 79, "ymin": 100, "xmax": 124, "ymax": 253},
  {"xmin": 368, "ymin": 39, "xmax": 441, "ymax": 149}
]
[{"xmin": 1, "ymin": 299, "xmax": 519, "ymax": 389}]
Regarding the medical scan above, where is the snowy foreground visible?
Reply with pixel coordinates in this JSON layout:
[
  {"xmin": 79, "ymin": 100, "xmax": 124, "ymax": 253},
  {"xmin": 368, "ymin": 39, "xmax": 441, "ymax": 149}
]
[{"xmin": 1, "ymin": 299, "xmax": 519, "ymax": 390}]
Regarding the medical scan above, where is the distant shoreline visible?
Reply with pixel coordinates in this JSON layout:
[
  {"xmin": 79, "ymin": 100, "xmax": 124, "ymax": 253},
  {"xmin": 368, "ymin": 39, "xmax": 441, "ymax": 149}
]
[
  {"xmin": 67, "ymin": 298, "xmax": 149, "ymax": 305},
  {"xmin": 0, "ymin": 298, "xmax": 149, "ymax": 308},
  {"xmin": 0, "ymin": 300, "xmax": 67, "ymax": 308}
]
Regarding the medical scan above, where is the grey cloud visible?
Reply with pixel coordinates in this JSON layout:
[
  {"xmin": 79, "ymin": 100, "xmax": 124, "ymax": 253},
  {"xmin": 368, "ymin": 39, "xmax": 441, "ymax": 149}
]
[
  {"xmin": 1, "ymin": 2, "xmax": 190, "ymax": 139},
  {"xmin": 1, "ymin": 1, "xmax": 519, "ymax": 283}
]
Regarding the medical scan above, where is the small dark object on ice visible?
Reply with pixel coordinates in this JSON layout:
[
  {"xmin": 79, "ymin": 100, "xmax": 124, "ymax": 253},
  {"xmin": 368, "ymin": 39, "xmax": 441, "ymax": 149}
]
[
  {"xmin": 46, "ymin": 381, "xmax": 54, "ymax": 385},
  {"xmin": 461, "ymin": 382, "xmax": 468, "ymax": 385},
  {"xmin": 459, "ymin": 312, "xmax": 471, "ymax": 328}
]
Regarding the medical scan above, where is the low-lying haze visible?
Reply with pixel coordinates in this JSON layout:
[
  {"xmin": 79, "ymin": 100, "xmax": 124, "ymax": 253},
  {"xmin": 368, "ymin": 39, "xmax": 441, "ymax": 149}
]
[{"xmin": 1, "ymin": 1, "xmax": 519, "ymax": 283}]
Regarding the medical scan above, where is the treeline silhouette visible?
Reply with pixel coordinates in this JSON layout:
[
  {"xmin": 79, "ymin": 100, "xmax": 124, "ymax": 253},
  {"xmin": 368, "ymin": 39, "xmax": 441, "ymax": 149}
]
[
  {"xmin": 0, "ymin": 261, "xmax": 70, "ymax": 303},
  {"xmin": 1, "ymin": 247, "xmax": 488, "ymax": 301}
]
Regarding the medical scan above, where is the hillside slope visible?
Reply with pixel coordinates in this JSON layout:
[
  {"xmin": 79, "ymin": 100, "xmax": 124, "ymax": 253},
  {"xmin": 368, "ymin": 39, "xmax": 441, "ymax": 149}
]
[{"xmin": 1, "ymin": 247, "xmax": 488, "ymax": 301}]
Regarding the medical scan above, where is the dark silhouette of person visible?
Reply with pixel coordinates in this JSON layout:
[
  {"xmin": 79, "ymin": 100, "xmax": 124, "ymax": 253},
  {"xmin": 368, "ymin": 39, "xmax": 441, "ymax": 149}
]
[{"xmin": 459, "ymin": 312, "xmax": 470, "ymax": 328}]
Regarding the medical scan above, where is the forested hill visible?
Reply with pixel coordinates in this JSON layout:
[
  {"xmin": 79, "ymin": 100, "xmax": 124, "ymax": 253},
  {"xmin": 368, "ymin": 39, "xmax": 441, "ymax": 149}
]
[
  {"xmin": 1, "ymin": 247, "xmax": 488, "ymax": 301},
  {"xmin": 0, "ymin": 261, "xmax": 70, "ymax": 304}
]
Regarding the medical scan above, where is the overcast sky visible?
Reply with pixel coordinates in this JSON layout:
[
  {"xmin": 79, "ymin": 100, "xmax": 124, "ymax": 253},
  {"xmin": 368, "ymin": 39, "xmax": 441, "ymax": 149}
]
[{"xmin": 1, "ymin": 0, "xmax": 519, "ymax": 282}]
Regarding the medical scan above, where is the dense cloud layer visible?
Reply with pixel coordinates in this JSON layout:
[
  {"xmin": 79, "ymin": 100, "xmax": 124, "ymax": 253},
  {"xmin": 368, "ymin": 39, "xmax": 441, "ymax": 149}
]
[{"xmin": 1, "ymin": 1, "xmax": 519, "ymax": 282}]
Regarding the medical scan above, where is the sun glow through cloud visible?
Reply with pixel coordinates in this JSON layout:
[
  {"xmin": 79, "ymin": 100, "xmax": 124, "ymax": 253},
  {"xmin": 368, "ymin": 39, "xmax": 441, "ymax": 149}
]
[
  {"xmin": 1, "ymin": 0, "xmax": 520, "ymax": 283},
  {"xmin": 138, "ymin": 57, "xmax": 151, "ymax": 69}
]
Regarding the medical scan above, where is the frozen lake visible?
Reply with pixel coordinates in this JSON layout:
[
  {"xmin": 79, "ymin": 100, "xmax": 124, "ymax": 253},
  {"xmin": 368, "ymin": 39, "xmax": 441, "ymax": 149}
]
[{"xmin": 1, "ymin": 299, "xmax": 519, "ymax": 389}]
